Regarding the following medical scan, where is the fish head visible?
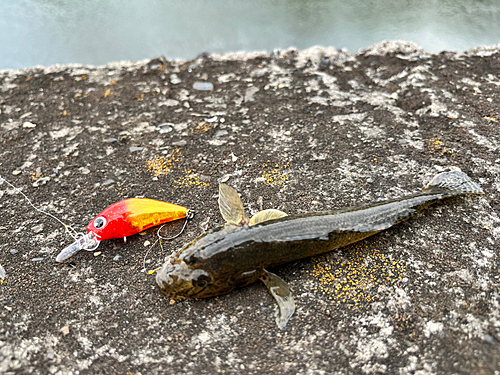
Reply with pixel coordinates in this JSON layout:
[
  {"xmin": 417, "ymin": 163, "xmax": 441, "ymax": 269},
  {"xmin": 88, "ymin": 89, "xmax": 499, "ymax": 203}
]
[
  {"xmin": 156, "ymin": 257, "xmax": 260, "ymax": 299},
  {"xmin": 155, "ymin": 229, "xmax": 220, "ymax": 298},
  {"xmin": 156, "ymin": 226, "xmax": 259, "ymax": 298},
  {"xmin": 156, "ymin": 216, "xmax": 260, "ymax": 299}
]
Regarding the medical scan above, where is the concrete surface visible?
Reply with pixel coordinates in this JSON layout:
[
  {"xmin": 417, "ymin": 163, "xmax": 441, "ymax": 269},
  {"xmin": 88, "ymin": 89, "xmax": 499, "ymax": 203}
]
[{"xmin": 0, "ymin": 41, "xmax": 499, "ymax": 374}]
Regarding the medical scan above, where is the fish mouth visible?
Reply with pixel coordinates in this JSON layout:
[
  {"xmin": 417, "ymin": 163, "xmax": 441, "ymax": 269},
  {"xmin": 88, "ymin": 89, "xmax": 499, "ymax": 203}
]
[
  {"xmin": 155, "ymin": 262, "xmax": 176, "ymax": 297},
  {"xmin": 155, "ymin": 260, "xmax": 194, "ymax": 298}
]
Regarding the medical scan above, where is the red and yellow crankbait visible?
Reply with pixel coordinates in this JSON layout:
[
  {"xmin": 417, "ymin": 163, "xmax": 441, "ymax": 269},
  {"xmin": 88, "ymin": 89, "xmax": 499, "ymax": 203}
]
[{"xmin": 56, "ymin": 198, "xmax": 193, "ymax": 262}]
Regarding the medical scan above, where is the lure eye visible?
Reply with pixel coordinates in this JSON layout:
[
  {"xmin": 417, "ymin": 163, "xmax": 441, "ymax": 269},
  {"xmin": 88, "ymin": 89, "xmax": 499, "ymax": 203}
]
[{"xmin": 93, "ymin": 217, "xmax": 107, "ymax": 230}]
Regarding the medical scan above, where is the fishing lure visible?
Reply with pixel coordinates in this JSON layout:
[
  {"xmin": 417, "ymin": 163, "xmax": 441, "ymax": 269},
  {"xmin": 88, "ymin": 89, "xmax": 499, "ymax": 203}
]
[{"xmin": 56, "ymin": 198, "xmax": 193, "ymax": 262}]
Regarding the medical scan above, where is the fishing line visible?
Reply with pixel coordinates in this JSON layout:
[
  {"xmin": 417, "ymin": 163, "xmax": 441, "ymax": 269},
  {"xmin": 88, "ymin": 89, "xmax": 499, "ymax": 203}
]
[
  {"xmin": 142, "ymin": 210, "xmax": 194, "ymax": 273},
  {"xmin": 0, "ymin": 174, "xmax": 85, "ymax": 243}
]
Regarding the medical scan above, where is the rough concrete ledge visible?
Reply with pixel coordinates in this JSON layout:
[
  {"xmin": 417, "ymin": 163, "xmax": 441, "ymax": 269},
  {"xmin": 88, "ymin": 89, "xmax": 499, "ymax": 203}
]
[{"xmin": 0, "ymin": 41, "xmax": 499, "ymax": 374}]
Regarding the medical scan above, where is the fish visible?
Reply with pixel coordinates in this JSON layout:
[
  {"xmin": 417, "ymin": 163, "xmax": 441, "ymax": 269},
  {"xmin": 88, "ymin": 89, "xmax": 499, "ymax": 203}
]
[
  {"xmin": 155, "ymin": 171, "xmax": 483, "ymax": 329},
  {"xmin": 56, "ymin": 198, "xmax": 191, "ymax": 262}
]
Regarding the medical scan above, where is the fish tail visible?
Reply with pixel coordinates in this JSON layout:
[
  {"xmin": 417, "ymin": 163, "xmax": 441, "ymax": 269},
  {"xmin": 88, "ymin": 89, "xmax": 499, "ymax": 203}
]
[{"xmin": 422, "ymin": 171, "xmax": 484, "ymax": 196}]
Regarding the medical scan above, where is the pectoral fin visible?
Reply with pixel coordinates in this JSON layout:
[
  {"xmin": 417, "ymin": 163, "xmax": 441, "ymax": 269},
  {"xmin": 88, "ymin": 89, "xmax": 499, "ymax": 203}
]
[
  {"xmin": 249, "ymin": 209, "xmax": 287, "ymax": 226},
  {"xmin": 218, "ymin": 183, "xmax": 248, "ymax": 225},
  {"xmin": 259, "ymin": 269, "xmax": 295, "ymax": 330}
]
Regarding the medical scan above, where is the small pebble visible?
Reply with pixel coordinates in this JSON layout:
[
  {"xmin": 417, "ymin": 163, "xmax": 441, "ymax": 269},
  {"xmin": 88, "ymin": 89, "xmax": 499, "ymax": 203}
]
[
  {"xmin": 32, "ymin": 224, "xmax": 44, "ymax": 234},
  {"xmin": 157, "ymin": 123, "xmax": 174, "ymax": 133},
  {"xmin": 170, "ymin": 74, "xmax": 182, "ymax": 85},
  {"xmin": 399, "ymin": 139, "xmax": 407, "ymax": 144},
  {"xmin": 47, "ymin": 353, "xmax": 55, "ymax": 360},
  {"xmin": 214, "ymin": 130, "xmax": 228, "ymax": 138},
  {"xmin": 367, "ymin": 178, "xmax": 374, "ymax": 183},
  {"xmin": 193, "ymin": 81, "xmax": 213, "ymax": 91},
  {"xmin": 144, "ymin": 240, "xmax": 151, "ymax": 247},
  {"xmin": 220, "ymin": 175, "xmax": 231, "ymax": 183},
  {"xmin": 94, "ymin": 251, "xmax": 102, "ymax": 257},
  {"xmin": 12, "ymin": 170, "xmax": 22, "ymax": 175},
  {"xmin": 4, "ymin": 306, "xmax": 12, "ymax": 312},
  {"xmin": 103, "ymin": 179, "xmax": 114, "ymax": 186},
  {"xmin": 10, "ymin": 249, "xmax": 18, "ymax": 254},
  {"xmin": 113, "ymin": 255, "xmax": 121, "ymax": 261},
  {"xmin": 130, "ymin": 147, "xmax": 144, "ymax": 152},
  {"xmin": 32, "ymin": 177, "xmax": 50, "ymax": 187},
  {"xmin": 320, "ymin": 57, "xmax": 330, "ymax": 67},
  {"xmin": 22, "ymin": 121, "xmax": 36, "ymax": 128},
  {"xmin": 104, "ymin": 138, "xmax": 118, "ymax": 143},
  {"xmin": 60, "ymin": 326, "xmax": 70, "ymax": 335},
  {"xmin": 172, "ymin": 140, "xmax": 187, "ymax": 146},
  {"xmin": 31, "ymin": 258, "xmax": 44, "ymax": 262}
]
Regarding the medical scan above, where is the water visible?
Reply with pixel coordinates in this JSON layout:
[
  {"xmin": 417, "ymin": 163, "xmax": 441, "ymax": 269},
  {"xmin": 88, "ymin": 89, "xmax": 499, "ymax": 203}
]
[{"xmin": 1, "ymin": 0, "xmax": 500, "ymax": 70}]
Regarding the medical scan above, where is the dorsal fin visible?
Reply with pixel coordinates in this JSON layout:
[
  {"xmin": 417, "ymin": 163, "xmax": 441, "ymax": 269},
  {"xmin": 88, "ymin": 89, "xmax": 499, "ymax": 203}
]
[
  {"xmin": 249, "ymin": 209, "xmax": 287, "ymax": 226},
  {"xmin": 218, "ymin": 183, "xmax": 248, "ymax": 225}
]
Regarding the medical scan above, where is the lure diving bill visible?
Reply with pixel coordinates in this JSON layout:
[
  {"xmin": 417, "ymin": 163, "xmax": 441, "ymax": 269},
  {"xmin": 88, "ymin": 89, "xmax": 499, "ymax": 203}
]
[
  {"xmin": 156, "ymin": 171, "xmax": 483, "ymax": 329},
  {"xmin": 56, "ymin": 198, "xmax": 192, "ymax": 262}
]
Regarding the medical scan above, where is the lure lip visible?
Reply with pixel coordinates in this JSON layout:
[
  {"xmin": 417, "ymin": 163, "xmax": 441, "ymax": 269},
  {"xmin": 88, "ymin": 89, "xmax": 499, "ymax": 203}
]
[{"xmin": 56, "ymin": 232, "xmax": 100, "ymax": 262}]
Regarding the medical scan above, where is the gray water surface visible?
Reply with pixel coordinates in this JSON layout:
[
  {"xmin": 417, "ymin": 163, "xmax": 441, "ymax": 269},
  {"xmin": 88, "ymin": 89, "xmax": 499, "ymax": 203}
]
[{"xmin": 1, "ymin": 0, "xmax": 500, "ymax": 70}]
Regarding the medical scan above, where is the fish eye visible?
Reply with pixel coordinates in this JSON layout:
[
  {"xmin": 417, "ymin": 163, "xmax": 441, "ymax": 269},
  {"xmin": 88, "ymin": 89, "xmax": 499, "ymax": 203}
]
[
  {"xmin": 196, "ymin": 280, "xmax": 208, "ymax": 288},
  {"xmin": 192, "ymin": 274, "xmax": 211, "ymax": 289},
  {"xmin": 93, "ymin": 217, "xmax": 107, "ymax": 229}
]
